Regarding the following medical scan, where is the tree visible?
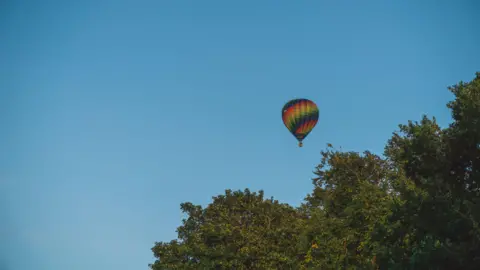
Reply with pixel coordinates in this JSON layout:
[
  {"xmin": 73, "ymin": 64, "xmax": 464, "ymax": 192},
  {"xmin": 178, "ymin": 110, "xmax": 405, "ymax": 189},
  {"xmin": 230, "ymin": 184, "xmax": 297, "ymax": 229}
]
[
  {"xmin": 150, "ymin": 189, "xmax": 307, "ymax": 269},
  {"xmin": 377, "ymin": 72, "xmax": 480, "ymax": 269},
  {"xmin": 301, "ymin": 148, "xmax": 392, "ymax": 269}
]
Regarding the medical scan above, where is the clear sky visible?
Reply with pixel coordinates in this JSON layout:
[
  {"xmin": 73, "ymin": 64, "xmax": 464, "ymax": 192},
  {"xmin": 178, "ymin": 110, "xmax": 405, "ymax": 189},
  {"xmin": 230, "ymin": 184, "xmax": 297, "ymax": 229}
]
[{"xmin": 1, "ymin": 1, "xmax": 479, "ymax": 269}]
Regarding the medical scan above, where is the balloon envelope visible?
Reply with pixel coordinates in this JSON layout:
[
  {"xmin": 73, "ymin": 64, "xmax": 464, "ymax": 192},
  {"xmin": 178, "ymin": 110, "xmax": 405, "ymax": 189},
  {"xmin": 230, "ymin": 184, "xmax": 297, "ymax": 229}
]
[{"xmin": 282, "ymin": 98, "xmax": 319, "ymax": 146}]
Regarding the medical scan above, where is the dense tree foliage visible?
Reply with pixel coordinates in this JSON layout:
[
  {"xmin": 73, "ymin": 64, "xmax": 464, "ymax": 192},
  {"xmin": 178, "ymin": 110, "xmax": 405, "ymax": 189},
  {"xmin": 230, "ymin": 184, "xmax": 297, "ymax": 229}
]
[
  {"xmin": 150, "ymin": 189, "xmax": 307, "ymax": 269},
  {"xmin": 151, "ymin": 72, "xmax": 480, "ymax": 269}
]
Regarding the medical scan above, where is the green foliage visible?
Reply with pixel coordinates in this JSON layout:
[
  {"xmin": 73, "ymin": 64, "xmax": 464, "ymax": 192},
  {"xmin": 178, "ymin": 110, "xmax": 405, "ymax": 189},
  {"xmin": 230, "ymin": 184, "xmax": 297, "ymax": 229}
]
[
  {"xmin": 150, "ymin": 189, "xmax": 306, "ymax": 269},
  {"xmin": 302, "ymin": 149, "xmax": 392, "ymax": 269},
  {"xmin": 151, "ymin": 72, "xmax": 480, "ymax": 270},
  {"xmin": 378, "ymin": 72, "xmax": 480, "ymax": 269}
]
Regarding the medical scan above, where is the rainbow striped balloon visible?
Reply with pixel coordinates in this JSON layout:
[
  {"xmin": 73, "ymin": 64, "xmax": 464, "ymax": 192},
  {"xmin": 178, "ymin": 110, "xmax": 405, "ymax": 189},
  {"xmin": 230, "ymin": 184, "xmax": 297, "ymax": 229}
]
[{"xmin": 282, "ymin": 98, "xmax": 319, "ymax": 147}]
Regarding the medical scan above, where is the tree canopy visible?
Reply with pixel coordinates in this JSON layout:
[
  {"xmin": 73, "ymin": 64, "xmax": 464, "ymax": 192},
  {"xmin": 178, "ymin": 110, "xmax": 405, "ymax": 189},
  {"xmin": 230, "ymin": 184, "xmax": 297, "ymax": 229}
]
[{"xmin": 150, "ymin": 72, "xmax": 480, "ymax": 270}]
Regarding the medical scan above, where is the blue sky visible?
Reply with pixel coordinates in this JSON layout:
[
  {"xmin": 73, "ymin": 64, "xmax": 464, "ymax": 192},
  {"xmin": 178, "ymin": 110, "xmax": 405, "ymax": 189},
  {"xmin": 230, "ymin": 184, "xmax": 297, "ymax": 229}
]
[{"xmin": 1, "ymin": 1, "xmax": 479, "ymax": 269}]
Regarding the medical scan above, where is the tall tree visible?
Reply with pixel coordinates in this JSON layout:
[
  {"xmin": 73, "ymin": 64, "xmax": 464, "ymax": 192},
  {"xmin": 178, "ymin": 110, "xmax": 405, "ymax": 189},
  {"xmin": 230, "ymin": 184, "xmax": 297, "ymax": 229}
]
[
  {"xmin": 302, "ymin": 148, "xmax": 392, "ymax": 269},
  {"xmin": 150, "ymin": 189, "xmax": 306, "ymax": 269},
  {"xmin": 378, "ymin": 72, "xmax": 480, "ymax": 269}
]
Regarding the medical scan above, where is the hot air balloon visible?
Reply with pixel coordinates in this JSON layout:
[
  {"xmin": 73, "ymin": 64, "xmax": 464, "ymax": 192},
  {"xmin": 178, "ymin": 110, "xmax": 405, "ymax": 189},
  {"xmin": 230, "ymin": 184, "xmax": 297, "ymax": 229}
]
[{"xmin": 282, "ymin": 98, "xmax": 319, "ymax": 147}]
